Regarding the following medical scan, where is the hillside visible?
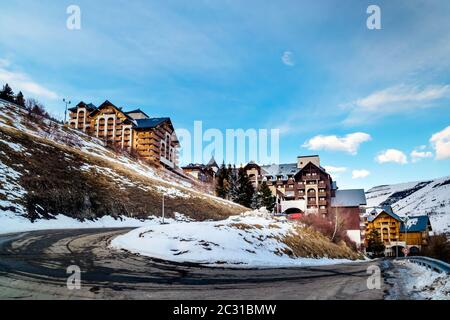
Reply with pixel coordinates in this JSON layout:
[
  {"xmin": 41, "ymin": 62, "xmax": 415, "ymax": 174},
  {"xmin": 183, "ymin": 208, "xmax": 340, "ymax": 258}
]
[
  {"xmin": 366, "ymin": 176, "xmax": 450, "ymax": 234},
  {"xmin": 0, "ymin": 99, "xmax": 246, "ymax": 233},
  {"xmin": 111, "ymin": 210, "xmax": 363, "ymax": 268}
]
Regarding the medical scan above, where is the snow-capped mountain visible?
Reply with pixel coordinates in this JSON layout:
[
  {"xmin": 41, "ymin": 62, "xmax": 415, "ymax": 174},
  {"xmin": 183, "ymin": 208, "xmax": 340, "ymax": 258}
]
[{"xmin": 366, "ymin": 176, "xmax": 450, "ymax": 234}]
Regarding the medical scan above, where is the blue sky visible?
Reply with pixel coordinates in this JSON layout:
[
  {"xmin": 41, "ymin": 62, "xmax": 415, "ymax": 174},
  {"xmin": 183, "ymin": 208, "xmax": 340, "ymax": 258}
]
[{"xmin": 0, "ymin": 0, "xmax": 449, "ymax": 190}]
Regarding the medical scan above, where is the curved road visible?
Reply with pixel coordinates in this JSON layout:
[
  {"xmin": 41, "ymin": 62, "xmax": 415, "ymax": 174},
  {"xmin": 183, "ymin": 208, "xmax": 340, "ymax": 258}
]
[{"xmin": 0, "ymin": 228, "xmax": 389, "ymax": 300}]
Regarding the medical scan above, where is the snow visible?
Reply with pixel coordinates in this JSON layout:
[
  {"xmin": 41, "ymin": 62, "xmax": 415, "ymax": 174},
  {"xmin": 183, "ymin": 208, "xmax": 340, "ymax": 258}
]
[
  {"xmin": 0, "ymin": 100, "xmax": 242, "ymax": 212},
  {"xmin": 111, "ymin": 209, "xmax": 361, "ymax": 268},
  {"xmin": 366, "ymin": 176, "xmax": 450, "ymax": 233},
  {"xmin": 0, "ymin": 139, "xmax": 25, "ymax": 152},
  {"xmin": 389, "ymin": 260, "xmax": 450, "ymax": 300},
  {"xmin": 0, "ymin": 160, "xmax": 27, "ymax": 216},
  {"xmin": 0, "ymin": 211, "xmax": 193, "ymax": 235}
]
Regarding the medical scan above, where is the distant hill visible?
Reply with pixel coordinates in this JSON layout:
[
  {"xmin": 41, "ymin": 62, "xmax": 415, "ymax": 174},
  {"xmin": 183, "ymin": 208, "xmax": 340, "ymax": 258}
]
[{"xmin": 366, "ymin": 176, "xmax": 450, "ymax": 234}]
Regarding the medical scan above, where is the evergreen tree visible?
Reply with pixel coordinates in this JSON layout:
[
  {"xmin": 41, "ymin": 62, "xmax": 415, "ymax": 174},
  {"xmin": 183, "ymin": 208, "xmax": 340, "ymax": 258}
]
[
  {"xmin": 0, "ymin": 83, "xmax": 14, "ymax": 102},
  {"xmin": 235, "ymin": 167, "xmax": 254, "ymax": 208},
  {"xmin": 259, "ymin": 181, "xmax": 276, "ymax": 212},
  {"xmin": 228, "ymin": 164, "xmax": 239, "ymax": 201},
  {"xmin": 15, "ymin": 91, "xmax": 25, "ymax": 107},
  {"xmin": 366, "ymin": 230, "xmax": 385, "ymax": 256},
  {"xmin": 215, "ymin": 162, "xmax": 229, "ymax": 199},
  {"xmin": 251, "ymin": 188, "xmax": 263, "ymax": 210}
]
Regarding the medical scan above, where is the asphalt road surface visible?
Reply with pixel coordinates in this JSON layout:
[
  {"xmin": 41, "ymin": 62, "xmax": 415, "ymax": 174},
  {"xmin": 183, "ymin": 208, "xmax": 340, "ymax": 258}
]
[{"xmin": 0, "ymin": 228, "xmax": 389, "ymax": 300}]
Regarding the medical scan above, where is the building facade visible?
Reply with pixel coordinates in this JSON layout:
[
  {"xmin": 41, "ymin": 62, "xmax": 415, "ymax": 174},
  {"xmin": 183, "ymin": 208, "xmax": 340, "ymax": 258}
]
[
  {"xmin": 364, "ymin": 206, "xmax": 432, "ymax": 256},
  {"xmin": 182, "ymin": 157, "xmax": 219, "ymax": 183},
  {"xmin": 68, "ymin": 100, "xmax": 179, "ymax": 168}
]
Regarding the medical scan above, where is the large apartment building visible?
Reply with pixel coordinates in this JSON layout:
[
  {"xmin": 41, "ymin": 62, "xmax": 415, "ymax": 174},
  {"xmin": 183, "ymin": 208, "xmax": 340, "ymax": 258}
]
[
  {"xmin": 243, "ymin": 155, "xmax": 367, "ymax": 247},
  {"xmin": 68, "ymin": 100, "xmax": 179, "ymax": 168}
]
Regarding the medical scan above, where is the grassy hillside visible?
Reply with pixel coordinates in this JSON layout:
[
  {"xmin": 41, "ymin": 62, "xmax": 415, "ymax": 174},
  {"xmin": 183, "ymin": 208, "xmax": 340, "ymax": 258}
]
[{"xmin": 0, "ymin": 100, "xmax": 246, "ymax": 223}]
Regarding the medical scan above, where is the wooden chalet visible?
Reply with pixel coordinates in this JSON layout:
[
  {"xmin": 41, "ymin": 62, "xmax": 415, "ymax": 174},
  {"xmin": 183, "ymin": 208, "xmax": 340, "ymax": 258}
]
[{"xmin": 68, "ymin": 100, "xmax": 179, "ymax": 168}]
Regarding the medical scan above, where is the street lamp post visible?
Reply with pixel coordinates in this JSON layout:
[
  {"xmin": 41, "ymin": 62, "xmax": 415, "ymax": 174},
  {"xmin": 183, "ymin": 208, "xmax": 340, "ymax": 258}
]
[
  {"xmin": 404, "ymin": 216, "xmax": 409, "ymax": 257},
  {"xmin": 63, "ymin": 98, "xmax": 71, "ymax": 125}
]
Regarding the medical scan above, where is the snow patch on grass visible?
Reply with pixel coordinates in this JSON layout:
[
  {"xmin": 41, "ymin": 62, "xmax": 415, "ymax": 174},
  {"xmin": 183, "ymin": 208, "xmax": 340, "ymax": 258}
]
[{"xmin": 111, "ymin": 209, "xmax": 360, "ymax": 268}]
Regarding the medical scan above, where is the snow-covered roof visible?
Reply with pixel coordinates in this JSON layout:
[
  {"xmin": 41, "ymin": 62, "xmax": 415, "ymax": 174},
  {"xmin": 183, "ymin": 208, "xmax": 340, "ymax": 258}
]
[
  {"xmin": 331, "ymin": 189, "xmax": 367, "ymax": 207},
  {"xmin": 260, "ymin": 163, "xmax": 299, "ymax": 180}
]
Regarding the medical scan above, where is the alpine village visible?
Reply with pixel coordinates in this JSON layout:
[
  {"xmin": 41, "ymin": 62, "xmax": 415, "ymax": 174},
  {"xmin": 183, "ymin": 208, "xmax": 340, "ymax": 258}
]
[{"xmin": 0, "ymin": 83, "xmax": 438, "ymax": 258}]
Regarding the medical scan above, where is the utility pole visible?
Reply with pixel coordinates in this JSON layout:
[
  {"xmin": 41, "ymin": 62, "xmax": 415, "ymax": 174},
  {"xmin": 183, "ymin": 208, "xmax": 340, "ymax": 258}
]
[
  {"xmin": 404, "ymin": 216, "xmax": 409, "ymax": 257},
  {"xmin": 63, "ymin": 98, "xmax": 71, "ymax": 125},
  {"xmin": 162, "ymin": 194, "xmax": 164, "ymax": 224}
]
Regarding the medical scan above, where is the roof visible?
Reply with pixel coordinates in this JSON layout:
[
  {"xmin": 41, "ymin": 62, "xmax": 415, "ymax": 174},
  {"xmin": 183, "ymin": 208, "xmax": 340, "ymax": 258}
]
[
  {"xmin": 207, "ymin": 156, "xmax": 219, "ymax": 168},
  {"xmin": 367, "ymin": 205, "xmax": 403, "ymax": 222},
  {"xmin": 400, "ymin": 216, "xmax": 431, "ymax": 232},
  {"xmin": 260, "ymin": 163, "xmax": 299, "ymax": 180},
  {"xmin": 133, "ymin": 117, "xmax": 171, "ymax": 129},
  {"xmin": 331, "ymin": 189, "xmax": 367, "ymax": 207},
  {"xmin": 125, "ymin": 109, "xmax": 150, "ymax": 119},
  {"xmin": 69, "ymin": 101, "xmax": 97, "ymax": 112},
  {"xmin": 298, "ymin": 155, "xmax": 319, "ymax": 158}
]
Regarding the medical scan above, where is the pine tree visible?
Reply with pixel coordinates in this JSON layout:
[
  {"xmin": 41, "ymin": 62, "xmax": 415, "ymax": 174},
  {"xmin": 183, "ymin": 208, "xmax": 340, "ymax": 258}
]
[
  {"xmin": 236, "ymin": 167, "xmax": 255, "ymax": 208},
  {"xmin": 0, "ymin": 83, "xmax": 15, "ymax": 102},
  {"xmin": 251, "ymin": 188, "xmax": 263, "ymax": 209},
  {"xmin": 228, "ymin": 164, "xmax": 239, "ymax": 201},
  {"xmin": 215, "ymin": 162, "xmax": 229, "ymax": 199},
  {"xmin": 259, "ymin": 181, "xmax": 276, "ymax": 212},
  {"xmin": 366, "ymin": 230, "xmax": 385, "ymax": 256},
  {"xmin": 15, "ymin": 91, "xmax": 25, "ymax": 107}
]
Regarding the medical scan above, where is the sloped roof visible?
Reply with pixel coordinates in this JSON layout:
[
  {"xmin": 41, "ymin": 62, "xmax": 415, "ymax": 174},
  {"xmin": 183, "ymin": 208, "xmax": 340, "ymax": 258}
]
[
  {"xmin": 260, "ymin": 163, "xmax": 298, "ymax": 180},
  {"xmin": 400, "ymin": 216, "xmax": 431, "ymax": 232},
  {"xmin": 69, "ymin": 101, "xmax": 97, "ymax": 112},
  {"xmin": 207, "ymin": 156, "xmax": 219, "ymax": 168},
  {"xmin": 133, "ymin": 117, "xmax": 171, "ymax": 129},
  {"xmin": 125, "ymin": 108, "xmax": 150, "ymax": 119},
  {"xmin": 367, "ymin": 206, "xmax": 403, "ymax": 222},
  {"xmin": 331, "ymin": 189, "xmax": 367, "ymax": 207}
]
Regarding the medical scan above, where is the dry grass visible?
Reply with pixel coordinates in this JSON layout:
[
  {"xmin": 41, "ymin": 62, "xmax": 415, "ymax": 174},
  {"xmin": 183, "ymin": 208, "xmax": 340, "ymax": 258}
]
[
  {"xmin": 282, "ymin": 224, "xmax": 362, "ymax": 260},
  {"xmin": 229, "ymin": 223, "xmax": 264, "ymax": 230},
  {"xmin": 0, "ymin": 122, "xmax": 246, "ymax": 222}
]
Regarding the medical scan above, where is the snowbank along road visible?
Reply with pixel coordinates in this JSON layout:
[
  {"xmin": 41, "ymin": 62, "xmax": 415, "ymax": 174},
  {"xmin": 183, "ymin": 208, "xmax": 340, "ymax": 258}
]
[{"xmin": 0, "ymin": 228, "xmax": 389, "ymax": 300}]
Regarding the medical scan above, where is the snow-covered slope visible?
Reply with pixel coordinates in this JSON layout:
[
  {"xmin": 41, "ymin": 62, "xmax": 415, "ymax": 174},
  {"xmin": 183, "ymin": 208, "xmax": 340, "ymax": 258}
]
[
  {"xmin": 0, "ymin": 99, "xmax": 246, "ymax": 234},
  {"xmin": 366, "ymin": 176, "xmax": 450, "ymax": 234},
  {"xmin": 111, "ymin": 210, "xmax": 363, "ymax": 268}
]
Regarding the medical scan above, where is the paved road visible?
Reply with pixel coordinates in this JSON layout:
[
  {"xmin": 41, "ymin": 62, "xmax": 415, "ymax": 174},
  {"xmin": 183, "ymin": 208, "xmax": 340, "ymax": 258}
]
[{"xmin": 0, "ymin": 229, "xmax": 389, "ymax": 300}]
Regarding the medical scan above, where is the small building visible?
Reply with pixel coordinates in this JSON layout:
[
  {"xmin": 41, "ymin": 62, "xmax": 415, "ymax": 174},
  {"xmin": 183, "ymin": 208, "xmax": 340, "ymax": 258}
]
[
  {"xmin": 364, "ymin": 206, "xmax": 432, "ymax": 256},
  {"xmin": 331, "ymin": 189, "xmax": 367, "ymax": 249},
  {"xmin": 182, "ymin": 157, "xmax": 219, "ymax": 183},
  {"xmin": 68, "ymin": 100, "xmax": 179, "ymax": 168}
]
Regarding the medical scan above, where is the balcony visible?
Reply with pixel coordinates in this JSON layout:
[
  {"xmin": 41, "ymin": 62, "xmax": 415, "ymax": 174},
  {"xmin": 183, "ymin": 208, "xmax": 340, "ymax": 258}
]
[
  {"xmin": 318, "ymin": 191, "xmax": 327, "ymax": 197},
  {"xmin": 319, "ymin": 200, "xmax": 327, "ymax": 206}
]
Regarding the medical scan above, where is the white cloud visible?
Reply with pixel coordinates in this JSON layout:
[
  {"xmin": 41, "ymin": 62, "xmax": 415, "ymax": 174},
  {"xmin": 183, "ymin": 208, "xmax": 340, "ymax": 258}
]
[
  {"xmin": 375, "ymin": 149, "xmax": 408, "ymax": 164},
  {"xmin": 343, "ymin": 84, "xmax": 450, "ymax": 124},
  {"xmin": 410, "ymin": 146, "xmax": 433, "ymax": 163},
  {"xmin": 303, "ymin": 132, "xmax": 371, "ymax": 155},
  {"xmin": 281, "ymin": 51, "xmax": 295, "ymax": 66},
  {"xmin": 430, "ymin": 126, "xmax": 450, "ymax": 160},
  {"xmin": 323, "ymin": 165, "xmax": 347, "ymax": 178},
  {"xmin": 352, "ymin": 169, "xmax": 370, "ymax": 179},
  {"xmin": 0, "ymin": 63, "xmax": 58, "ymax": 100}
]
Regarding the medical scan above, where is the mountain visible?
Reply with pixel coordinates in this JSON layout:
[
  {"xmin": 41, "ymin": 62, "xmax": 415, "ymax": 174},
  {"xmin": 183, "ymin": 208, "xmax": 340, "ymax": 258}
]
[
  {"xmin": 0, "ymin": 99, "xmax": 246, "ymax": 232},
  {"xmin": 366, "ymin": 176, "xmax": 450, "ymax": 234}
]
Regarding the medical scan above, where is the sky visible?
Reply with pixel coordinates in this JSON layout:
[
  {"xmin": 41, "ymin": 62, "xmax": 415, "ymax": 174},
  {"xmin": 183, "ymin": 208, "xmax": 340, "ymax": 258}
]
[{"xmin": 0, "ymin": 0, "xmax": 449, "ymax": 190}]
